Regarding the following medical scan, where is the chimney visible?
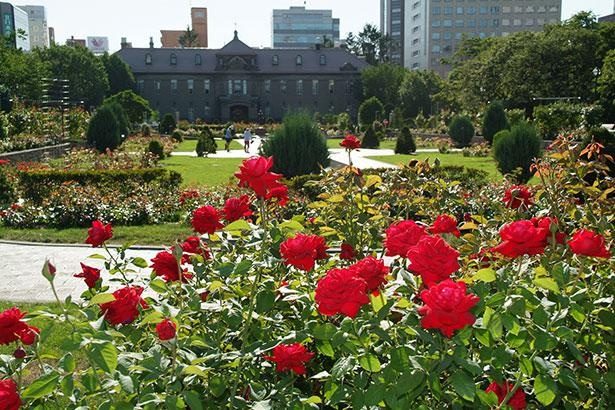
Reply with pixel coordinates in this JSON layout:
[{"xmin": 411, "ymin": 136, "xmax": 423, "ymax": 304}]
[
  {"xmin": 120, "ymin": 37, "xmax": 132, "ymax": 49},
  {"xmin": 149, "ymin": 36, "xmax": 154, "ymax": 48}
]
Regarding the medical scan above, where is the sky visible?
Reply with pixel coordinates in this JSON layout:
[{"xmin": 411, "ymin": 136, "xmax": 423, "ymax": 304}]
[{"xmin": 16, "ymin": 0, "xmax": 615, "ymax": 52}]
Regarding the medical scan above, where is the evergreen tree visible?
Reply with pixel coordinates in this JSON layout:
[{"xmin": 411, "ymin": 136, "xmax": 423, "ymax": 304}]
[
  {"xmin": 482, "ymin": 101, "xmax": 509, "ymax": 145},
  {"xmin": 362, "ymin": 125, "xmax": 380, "ymax": 149},
  {"xmin": 87, "ymin": 105, "xmax": 120, "ymax": 152},
  {"xmin": 395, "ymin": 127, "xmax": 416, "ymax": 154}
]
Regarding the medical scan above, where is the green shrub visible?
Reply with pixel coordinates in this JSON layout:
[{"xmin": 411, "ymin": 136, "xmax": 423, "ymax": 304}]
[
  {"xmin": 172, "ymin": 130, "xmax": 183, "ymax": 143},
  {"xmin": 147, "ymin": 140, "xmax": 165, "ymax": 160},
  {"xmin": 141, "ymin": 123, "xmax": 151, "ymax": 137},
  {"xmin": 505, "ymin": 109, "xmax": 525, "ymax": 126},
  {"xmin": 482, "ymin": 101, "xmax": 509, "ymax": 145},
  {"xmin": 337, "ymin": 112, "xmax": 352, "ymax": 131},
  {"xmin": 395, "ymin": 126, "xmax": 416, "ymax": 154},
  {"xmin": 102, "ymin": 90, "xmax": 153, "ymax": 124},
  {"xmin": 533, "ymin": 102, "xmax": 603, "ymax": 140},
  {"xmin": 86, "ymin": 105, "xmax": 121, "ymax": 152},
  {"xmin": 106, "ymin": 102, "xmax": 130, "ymax": 138},
  {"xmin": 492, "ymin": 129, "xmax": 511, "ymax": 147},
  {"xmin": 361, "ymin": 125, "xmax": 380, "ymax": 149},
  {"xmin": 358, "ymin": 96, "xmax": 384, "ymax": 126},
  {"xmin": 493, "ymin": 121, "xmax": 542, "ymax": 183},
  {"xmin": 448, "ymin": 115, "xmax": 475, "ymax": 148},
  {"xmin": 0, "ymin": 167, "xmax": 14, "ymax": 206},
  {"xmin": 159, "ymin": 113, "xmax": 177, "ymax": 135},
  {"xmin": 261, "ymin": 112, "xmax": 330, "ymax": 178},
  {"xmin": 196, "ymin": 131, "xmax": 216, "ymax": 157}
]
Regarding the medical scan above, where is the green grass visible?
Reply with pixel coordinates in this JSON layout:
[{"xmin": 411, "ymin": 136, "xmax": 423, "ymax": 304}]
[
  {"xmin": 174, "ymin": 138, "xmax": 242, "ymax": 152},
  {"xmin": 0, "ymin": 223, "xmax": 192, "ymax": 245},
  {"xmin": 326, "ymin": 138, "xmax": 398, "ymax": 150},
  {"xmin": 369, "ymin": 152, "xmax": 501, "ymax": 180},
  {"xmin": 161, "ymin": 155, "xmax": 243, "ymax": 187}
]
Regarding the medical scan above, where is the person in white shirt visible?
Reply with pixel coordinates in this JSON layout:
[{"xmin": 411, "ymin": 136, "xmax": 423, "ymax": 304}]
[{"xmin": 243, "ymin": 128, "xmax": 253, "ymax": 153}]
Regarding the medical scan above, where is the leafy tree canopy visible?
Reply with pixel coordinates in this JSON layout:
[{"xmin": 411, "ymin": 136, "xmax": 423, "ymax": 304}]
[{"xmin": 101, "ymin": 53, "xmax": 136, "ymax": 96}]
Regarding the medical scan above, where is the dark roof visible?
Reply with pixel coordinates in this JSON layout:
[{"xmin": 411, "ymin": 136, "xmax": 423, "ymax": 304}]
[{"xmin": 116, "ymin": 31, "xmax": 369, "ymax": 75}]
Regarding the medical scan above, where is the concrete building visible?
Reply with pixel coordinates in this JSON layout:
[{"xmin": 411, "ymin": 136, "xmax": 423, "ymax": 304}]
[
  {"xmin": 116, "ymin": 31, "xmax": 368, "ymax": 122},
  {"xmin": 161, "ymin": 7, "xmax": 208, "ymax": 48},
  {"xmin": 16, "ymin": 5, "xmax": 48, "ymax": 49},
  {"xmin": 48, "ymin": 25, "xmax": 54, "ymax": 45},
  {"xmin": 1, "ymin": 2, "xmax": 29, "ymax": 50},
  {"xmin": 381, "ymin": 0, "xmax": 562, "ymax": 76},
  {"xmin": 272, "ymin": 6, "xmax": 339, "ymax": 48},
  {"xmin": 65, "ymin": 35, "xmax": 86, "ymax": 47}
]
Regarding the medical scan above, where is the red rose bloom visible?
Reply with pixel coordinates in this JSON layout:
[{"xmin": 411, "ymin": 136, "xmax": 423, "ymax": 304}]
[
  {"xmin": 178, "ymin": 189, "xmax": 200, "ymax": 205},
  {"xmin": 429, "ymin": 214, "xmax": 460, "ymax": 237},
  {"xmin": 265, "ymin": 182, "xmax": 289, "ymax": 206},
  {"xmin": 0, "ymin": 379, "xmax": 22, "ymax": 410},
  {"xmin": 99, "ymin": 286, "xmax": 148, "ymax": 325},
  {"xmin": 417, "ymin": 279, "xmax": 480, "ymax": 338},
  {"xmin": 180, "ymin": 236, "xmax": 211, "ymax": 263},
  {"xmin": 264, "ymin": 343, "xmax": 315, "ymax": 375},
  {"xmin": 340, "ymin": 134, "xmax": 361, "ymax": 150},
  {"xmin": 74, "ymin": 263, "xmax": 101, "ymax": 289},
  {"xmin": 407, "ymin": 235, "xmax": 460, "ymax": 285},
  {"xmin": 85, "ymin": 220, "xmax": 112, "ymax": 247},
  {"xmin": 384, "ymin": 220, "xmax": 427, "ymax": 257},
  {"xmin": 485, "ymin": 381, "xmax": 527, "ymax": 410},
  {"xmin": 280, "ymin": 233, "xmax": 329, "ymax": 271},
  {"xmin": 151, "ymin": 251, "xmax": 191, "ymax": 282},
  {"xmin": 156, "ymin": 318, "xmax": 177, "ymax": 341},
  {"xmin": 234, "ymin": 156, "xmax": 283, "ymax": 198},
  {"xmin": 17, "ymin": 325, "xmax": 39, "ymax": 345},
  {"xmin": 340, "ymin": 242, "xmax": 356, "ymax": 260},
  {"xmin": 191, "ymin": 205, "xmax": 224, "ymax": 235},
  {"xmin": 315, "ymin": 268, "xmax": 370, "ymax": 318},
  {"xmin": 223, "ymin": 195, "xmax": 253, "ymax": 222},
  {"xmin": 503, "ymin": 185, "xmax": 534, "ymax": 210},
  {"xmin": 568, "ymin": 229, "xmax": 611, "ymax": 258},
  {"xmin": 349, "ymin": 256, "xmax": 389, "ymax": 293},
  {"xmin": 0, "ymin": 308, "xmax": 29, "ymax": 345},
  {"xmin": 492, "ymin": 220, "xmax": 548, "ymax": 258}
]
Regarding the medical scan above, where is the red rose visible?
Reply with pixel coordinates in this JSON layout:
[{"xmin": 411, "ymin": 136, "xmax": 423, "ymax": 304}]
[
  {"xmin": 264, "ymin": 343, "xmax": 315, "ymax": 375},
  {"xmin": 429, "ymin": 214, "xmax": 460, "ymax": 237},
  {"xmin": 151, "ymin": 251, "xmax": 191, "ymax": 282},
  {"xmin": 99, "ymin": 286, "xmax": 148, "ymax": 325},
  {"xmin": 532, "ymin": 217, "xmax": 566, "ymax": 245},
  {"xmin": 17, "ymin": 325, "xmax": 39, "ymax": 345},
  {"xmin": 156, "ymin": 318, "xmax": 177, "ymax": 341},
  {"xmin": 265, "ymin": 182, "xmax": 289, "ymax": 206},
  {"xmin": 223, "ymin": 195, "xmax": 253, "ymax": 222},
  {"xmin": 340, "ymin": 134, "xmax": 361, "ymax": 150},
  {"xmin": 568, "ymin": 229, "xmax": 611, "ymax": 258},
  {"xmin": 280, "ymin": 233, "xmax": 329, "ymax": 271},
  {"xmin": 315, "ymin": 268, "xmax": 370, "ymax": 318},
  {"xmin": 485, "ymin": 381, "xmax": 527, "ymax": 410},
  {"xmin": 340, "ymin": 242, "xmax": 356, "ymax": 260},
  {"xmin": 74, "ymin": 263, "xmax": 101, "ymax": 289},
  {"xmin": 503, "ymin": 185, "xmax": 534, "ymax": 210},
  {"xmin": 0, "ymin": 159, "xmax": 10, "ymax": 166},
  {"xmin": 407, "ymin": 235, "xmax": 460, "ymax": 285},
  {"xmin": 178, "ymin": 189, "xmax": 200, "ymax": 205},
  {"xmin": 180, "ymin": 236, "xmax": 211, "ymax": 263},
  {"xmin": 234, "ymin": 156, "xmax": 283, "ymax": 198},
  {"xmin": 0, "ymin": 379, "xmax": 22, "ymax": 410},
  {"xmin": 191, "ymin": 205, "xmax": 223, "ymax": 234},
  {"xmin": 349, "ymin": 256, "xmax": 389, "ymax": 293},
  {"xmin": 0, "ymin": 308, "xmax": 28, "ymax": 345},
  {"xmin": 417, "ymin": 279, "xmax": 480, "ymax": 338},
  {"xmin": 85, "ymin": 220, "xmax": 112, "ymax": 247},
  {"xmin": 492, "ymin": 220, "xmax": 548, "ymax": 258},
  {"xmin": 384, "ymin": 220, "xmax": 427, "ymax": 257}
]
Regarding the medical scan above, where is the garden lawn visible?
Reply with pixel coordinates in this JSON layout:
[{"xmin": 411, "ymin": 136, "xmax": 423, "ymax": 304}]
[
  {"xmin": 174, "ymin": 138, "xmax": 242, "ymax": 152},
  {"xmin": 0, "ymin": 223, "xmax": 191, "ymax": 245},
  {"xmin": 369, "ymin": 152, "xmax": 501, "ymax": 180},
  {"xmin": 326, "ymin": 138, "xmax": 397, "ymax": 150},
  {"xmin": 161, "ymin": 155, "xmax": 243, "ymax": 187}
]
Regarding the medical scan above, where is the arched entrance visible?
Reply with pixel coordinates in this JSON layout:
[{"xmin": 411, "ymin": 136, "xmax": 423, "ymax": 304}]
[{"xmin": 230, "ymin": 105, "xmax": 249, "ymax": 122}]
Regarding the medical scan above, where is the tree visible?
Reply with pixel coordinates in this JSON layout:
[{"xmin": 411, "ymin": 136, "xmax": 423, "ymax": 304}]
[
  {"xmin": 358, "ymin": 97, "xmax": 384, "ymax": 126},
  {"xmin": 597, "ymin": 50, "xmax": 615, "ymax": 121},
  {"xmin": 103, "ymin": 90, "xmax": 152, "ymax": 124},
  {"xmin": 448, "ymin": 116, "xmax": 475, "ymax": 148},
  {"xmin": 395, "ymin": 127, "xmax": 416, "ymax": 154},
  {"xmin": 87, "ymin": 105, "xmax": 121, "ymax": 152},
  {"xmin": 398, "ymin": 70, "xmax": 445, "ymax": 119},
  {"xmin": 36, "ymin": 45, "xmax": 109, "ymax": 107},
  {"xmin": 105, "ymin": 102, "xmax": 130, "ymax": 138},
  {"xmin": 482, "ymin": 101, "xmax": 509, "ymax": 145},
  {"xmin": 493, "ymin": 121, "xmax": 542, "ymax": 183},
  {"xmin": 179, "ymin": 26, "xmax": 199, "ymax": 48},
  {"xmin": 346, "ymin": 24, "xmax": 397, "ymax": 65},
  {"xmin": 361, "ymin": 64, "xmax": 406, "ymax": 112},
  {"xmin": 361, "ymin": 125, "xmax": 379, "ymax": 149},
  {"xmin": 101, "ymin": 53, "xmax": 136, "ymax": 96},
  {"xmin": 0, "ymin": 41, "xmax": 48, "ymax": 102},
  {"xmin": 159, "ymin": 113, "xmax": 176, "ymax": 135}
]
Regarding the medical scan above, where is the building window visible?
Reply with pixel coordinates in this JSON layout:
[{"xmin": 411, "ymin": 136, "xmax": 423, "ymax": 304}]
[
  {"xmin": 432, "ymin": 6, "xmax": 441, "ymax": 15},
  {"xmin": 264, "ymin": 80, "xmax": 271, "ymax": 93},
  {"xmin": 204, "ymin": 102, "xmax": 210, "ymax": 116},
  {"xmin": 319, "ymin": 55, "xmax": 326, "ymax": 65},
  {"xmin": 272, "ymin": 55, "xmax": 279, "ymax": 65},
  {"xmin": 312, "ymin": 80, "xmax": 319, "ymax": 96},
  {"xmin": 345, "ymin": 80, "xmax": 351, "ymax": 94},
  {"xmin": 329, "ymin": 80, "xmax": 334, "ymax": 94},
  {"xmin": 170, "ymin": 54, "xmax": 177, "ymax": 65},
  {"xmin": 187, "ymin": 80, "xmax": 194, "ymax": 94},
  {"xmin": 137, "ymin": 80, "xmax": 144, "ymax": 94},
  {"xmin": 432, "ymin": 33, "xmax": 440, "ymax": 40},
  {"xmin": 432, "ymin": 20, "xmax": 441, "ymax": 27},
  {"xmin": 145, "ymin": 53, "xmax": 152, "ymax": 65},
  {"xmin": 171, "ymin": 80, "xmax": 178, "ymax": 94},
  {"xmin": 204, "ymin": 79, "xmax": 210, "ymax": 94},
  {"xmin": 265, "ymin": 102, "xmax": 271, "ymax": 118},
  {"xmin": 295, "ymin": 55, "xmax": 303, "ymax": 65},
  {"xmin": 195, "ymin": 54, "xmax": 202, "ymax": 65},
  {"xmin": 296, "ymin": 80, "xmax": 303, "ymax": 96},
  {"xmin": 412, "ymin": 50, "xmax": 419, "ymax": 56},
  {"xmin": 155, "ymin": 80, "xmax": 161, "ymax": 95},
  {"xmin": 280, "ymin": 80, "xmax": 287, "ymax": 94},
  {"xmin": 231, "ymin": 79, "xmax": 243, "ymax": 95},
  {"xmin": 228, "ymin": 80, "xmax": 232, "ymax": 95}
]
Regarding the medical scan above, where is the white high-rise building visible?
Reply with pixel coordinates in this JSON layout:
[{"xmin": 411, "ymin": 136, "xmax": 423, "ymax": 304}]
[{"xmin": 17, "ymin": 5, "xmax": 48, "ymax": 49}]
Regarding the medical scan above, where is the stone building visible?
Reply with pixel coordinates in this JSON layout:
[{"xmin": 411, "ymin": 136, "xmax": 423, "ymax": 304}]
[
  {"xmin": 161, "ymin": 7, "xmax": 208, "ymax": 48},
  {"xmin": 116, "ymin": 31, "xmax": 368, "ymax": 122}
]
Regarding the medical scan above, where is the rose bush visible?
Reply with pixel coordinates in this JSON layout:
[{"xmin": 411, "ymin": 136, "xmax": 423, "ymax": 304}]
[{"xmin": 0, "ymin": 141, "xmax": 613, "ymax": 408}]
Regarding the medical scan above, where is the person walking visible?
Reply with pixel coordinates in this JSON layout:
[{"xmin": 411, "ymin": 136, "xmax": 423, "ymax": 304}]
[
  {"xmin": 224, "ymin": 124, "xmax": 234, "ymax": 152},
  {"xmin": 243, "ymin": 128, "xmax": 253, "ymax": 153}
]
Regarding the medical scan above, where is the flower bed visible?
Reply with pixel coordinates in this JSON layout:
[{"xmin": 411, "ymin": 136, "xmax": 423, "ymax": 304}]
[{"xmin": 0, "ymin": 135, "xmax": 613, "ymax": 408}]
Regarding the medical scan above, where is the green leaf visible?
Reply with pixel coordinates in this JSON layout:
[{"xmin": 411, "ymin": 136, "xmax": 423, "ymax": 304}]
[
  {"xmin": 365, "ymin": 383, "xmax": 386, "ymax": 406},
  {"xmin": 370, "ymin": 292, "xmax": 387, "ymax": 312},
  {"xmin": 317, "ymin": 341, "xmax": 335, "ymax": 358},
  {"xmin": 89, "ymin": 342, "xmax": 118, "ymax": 374},
  {"xmin": 534, "ymin": 375, "xmax": 558, "ymax": 405},
  {"xmin": 118, "ymin": 374, "xmax": 134, "ymax": 394},
  {"xmin": 359, "ymin": 354, "xmax": 381, "ymax": 373},
  {"xmin": 131, "ymin": 257, "xmax": 148, "ymax": 268},
  {"xmin": 520, "ymin": 357, "xmax": 533, "ymax": 376},
  {"xmin": 255, "ymin": 288, "xmax": 276, "ymax": 313},
  {"xmin": 533, "ymin": 277, "xmax": 560, "ymax": 293},
  {"xmin": 141, "ymin": 311, "xmax": 165, "ymax": 324},
  {"xmin": 150, "ymin": 278, "xmax": 168, "ymax": 293},
  {"xmin": 183, "ymin": 365, "xmax": 207, "ymax": 378},
  {"xmin": 224, "ymin": 219, "xmax": 252, "ymax": 232},
  {"xmin": 331, "ymin": 356, "xmax": 355, "ymax": 379},
  {"xmin": 234, "ymin": 259, "xmax": 253, "ymax": 276},
  {"xmin": 89, "ymin": 293, "xmax": 116, "ymax": 306},
  {"xmin": 450, "ymin": 370, "xmax": 475, "ymax": 401},
  {"xmin": 473, "ymin": 268, "xmax": 496, "ymax": 283},
  {"xmin": 476, "ymin": 390, "xmax": 499, "ymax": 406},
  {"xmin": 88, "ymin": 253, "xmax": 107, "ymax": 260},
  {"xmin": 22, "ymin": 372, "xmax": 60, "ymax": 399},
  {"xmin": 312, "ymin": 323, "xmax": 337, "ymax": 340},
  {"xmin": 184, "ymin": 391, "xmax": 203, "ymax": 410},
  {"xmin": 487, "ymin": 313, "xmax": 503, "ymax": 340},
  {"xmin": 279, "ymin": 220, "xmax": 304, "ymax": 234},
  {"xmin": 209, "ymin": 375, "xmax": 226, "ymax": 397},
  {"xmin": 60, "ymin": 353, "xmax": 76, "ymax": 373}
]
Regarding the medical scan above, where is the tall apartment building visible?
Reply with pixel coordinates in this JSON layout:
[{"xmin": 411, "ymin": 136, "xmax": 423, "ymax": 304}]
[
  {"xmin": 272, "ymin": 6, "xmax": 340, "ymax": 48},
  {"xmin": 161, "ymin": 7, "xmax": 208, "ymax": 48},
  {"xmin": 0, "ymin": 2, "xmax": 29, "ymax": 50},
  {"xmin": 381, "ymin": 0, "xmax": 562, "ymax": 76},
  {"xmin": 16, "ymin": 5, "xmax": 47, "ymax": 49}
]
